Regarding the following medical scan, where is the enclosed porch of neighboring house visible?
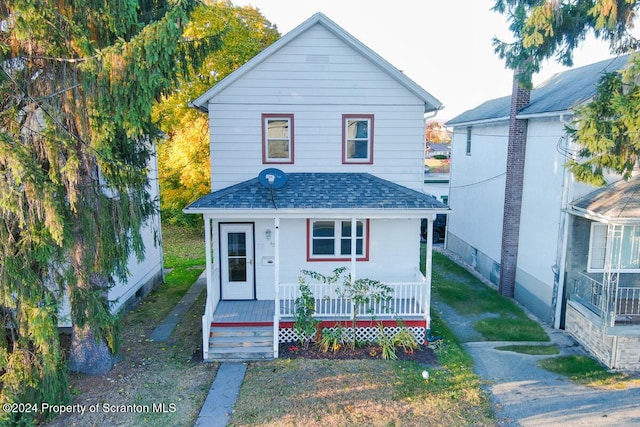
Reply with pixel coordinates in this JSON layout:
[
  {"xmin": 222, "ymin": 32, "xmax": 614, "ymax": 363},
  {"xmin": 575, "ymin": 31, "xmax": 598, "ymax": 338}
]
[
  {"xmin": 184, "ymin": 172, "xmax": 449, "ymax": 361},
  {"xmin": 564, "ymin": 176, "xmax": 640, "ymax": 370}
]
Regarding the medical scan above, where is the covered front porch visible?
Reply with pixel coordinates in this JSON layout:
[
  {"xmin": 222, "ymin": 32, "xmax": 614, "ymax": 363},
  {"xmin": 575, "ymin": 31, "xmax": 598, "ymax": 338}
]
[
  {"xmin": 564, "ymin": 176, "xmax": 640, "ymax": 369},
  {"xmin": 206, "ymin": 274, "xmax": 431, "ymax": 360},
  {"xmin": 185, "ymin": 172, "xmax": 449, "ymax": 361}
]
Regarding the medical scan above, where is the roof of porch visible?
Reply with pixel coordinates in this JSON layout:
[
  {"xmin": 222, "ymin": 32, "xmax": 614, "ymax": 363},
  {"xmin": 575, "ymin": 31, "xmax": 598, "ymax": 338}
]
[
  {"xmin": 184, "ymin": 172, "xmax": 449, "ymax": 216},
  {"xmin": 567, "ymin": 175, "xmax": 640, "ymax": 224}
]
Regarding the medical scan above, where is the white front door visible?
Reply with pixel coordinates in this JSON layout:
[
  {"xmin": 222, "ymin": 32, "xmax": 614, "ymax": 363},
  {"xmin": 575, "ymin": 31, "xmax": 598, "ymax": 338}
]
[{"xmin": 220, "ymin": 223, "xmax": 255, "ymax": 300}]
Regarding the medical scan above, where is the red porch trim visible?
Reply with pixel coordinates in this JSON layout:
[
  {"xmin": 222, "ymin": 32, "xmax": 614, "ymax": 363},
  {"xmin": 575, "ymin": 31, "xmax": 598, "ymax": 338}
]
[{"xmin": 279, "ymin": 319, "xmax": 426, "ymax": 329}]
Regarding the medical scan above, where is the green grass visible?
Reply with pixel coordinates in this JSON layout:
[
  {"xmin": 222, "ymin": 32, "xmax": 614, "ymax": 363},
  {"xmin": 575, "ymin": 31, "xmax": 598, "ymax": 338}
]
[
  {"xmin": 162, "ymin": 224, "xmax": 206, "ymax": 268},
  {"xmin": 496, "ymin": 344, "xmax": 560, "ymax": 355},
  {"xmin": 537, "ymin": 355, "xmax": 621, "ymax": 384},
  {"xmin": 431, "ymin": 251, "xmax": 549, "ymax": 342},
  {"xmin": 231, "ymin": 312, "xmax": 494, "ymax": 426},
  {"xmin": 474, "ymin": 317, "xmax": 549, "ymax": 341},
  {"xmin": 126, "ymin": 224, "xmax": 205, "ymax": 325}
]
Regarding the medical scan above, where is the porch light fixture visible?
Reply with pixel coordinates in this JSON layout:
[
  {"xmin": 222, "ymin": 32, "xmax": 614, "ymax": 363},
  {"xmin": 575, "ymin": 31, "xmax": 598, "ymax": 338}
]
[{"xmin": 265, "ymin": 229, "xmax": 272, "ymax": 240}]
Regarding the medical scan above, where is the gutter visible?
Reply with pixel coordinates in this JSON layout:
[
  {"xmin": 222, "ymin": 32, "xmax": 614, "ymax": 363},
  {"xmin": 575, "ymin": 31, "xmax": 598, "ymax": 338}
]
[{"xmin": 188, "ymin": 101, "xmax": 208, "ymax": 114}]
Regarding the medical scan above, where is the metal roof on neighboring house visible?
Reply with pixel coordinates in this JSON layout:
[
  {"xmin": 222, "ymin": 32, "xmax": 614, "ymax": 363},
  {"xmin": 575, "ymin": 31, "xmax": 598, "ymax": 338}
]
[
  {"xmin": 447, "ymin": 55, "xmax": 631, "ymax": 126},
  {"xmin": 185, "ymin": 173, "xmax": 449, "ymax": 212},
  {"xmin": 568, "ymin": 175, "xmax": 640, "ymax": 224}
]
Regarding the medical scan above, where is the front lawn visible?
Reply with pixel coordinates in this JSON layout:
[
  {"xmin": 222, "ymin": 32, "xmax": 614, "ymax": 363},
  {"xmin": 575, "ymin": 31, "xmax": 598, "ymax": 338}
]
[{"xmin": 230, "ymin": 312, "xmax": 494, "ymax": 426}]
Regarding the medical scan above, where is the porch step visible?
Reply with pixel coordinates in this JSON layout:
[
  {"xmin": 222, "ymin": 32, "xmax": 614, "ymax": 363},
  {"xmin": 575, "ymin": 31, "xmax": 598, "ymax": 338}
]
[{"xmin": 207, "ymin": 326, "xmax": 274, "ymax": 361}]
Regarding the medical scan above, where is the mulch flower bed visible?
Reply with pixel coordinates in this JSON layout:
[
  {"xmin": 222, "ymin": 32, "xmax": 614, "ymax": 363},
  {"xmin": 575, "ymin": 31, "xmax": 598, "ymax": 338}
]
[{"xmin": 279, "ymin": 343, "xmax": 438, "ymax": 365}]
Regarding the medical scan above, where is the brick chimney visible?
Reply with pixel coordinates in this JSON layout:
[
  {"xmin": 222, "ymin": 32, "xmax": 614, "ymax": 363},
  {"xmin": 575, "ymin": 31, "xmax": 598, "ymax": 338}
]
[{"xmin": 499, "ymin": 69, "xmax": 531, "ymax": 297}]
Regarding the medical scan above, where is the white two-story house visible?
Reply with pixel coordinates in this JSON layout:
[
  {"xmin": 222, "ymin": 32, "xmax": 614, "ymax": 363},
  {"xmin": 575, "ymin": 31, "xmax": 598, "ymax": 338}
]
[
  {"xmin": 185, "ymin": 13, "xmax": 449, "ymax": 361},
  {"xmin": 447, "ymin": 55, "xmax": 640, "ymax": 370}
]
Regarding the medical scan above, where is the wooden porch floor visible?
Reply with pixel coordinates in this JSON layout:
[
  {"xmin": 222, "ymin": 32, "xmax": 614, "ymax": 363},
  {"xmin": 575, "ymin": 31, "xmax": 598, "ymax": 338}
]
[
  {"xmin": 213, "ymin": 300, "xmax": 275, "ymax": 324},
  {"xmin": 212, "ymin": 299, "xmax": 426, "ymax": 324}
]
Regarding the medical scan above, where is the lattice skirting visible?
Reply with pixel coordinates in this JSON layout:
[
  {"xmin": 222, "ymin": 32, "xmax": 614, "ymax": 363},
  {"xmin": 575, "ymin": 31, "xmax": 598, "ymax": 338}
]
[{"xmin": 279, "ymin": 325, "xmax": 426, "ymax": 344}]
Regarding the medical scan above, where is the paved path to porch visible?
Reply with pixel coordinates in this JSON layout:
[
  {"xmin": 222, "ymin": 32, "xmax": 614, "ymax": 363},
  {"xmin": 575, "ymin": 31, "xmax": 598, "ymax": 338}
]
[
  {"xmin": 194, "ymin": 362, "xmax": 246, "ymax": 427},
  {"xmin": 150, "ymin": 270, "xmax": 206, "ymax": 342}
]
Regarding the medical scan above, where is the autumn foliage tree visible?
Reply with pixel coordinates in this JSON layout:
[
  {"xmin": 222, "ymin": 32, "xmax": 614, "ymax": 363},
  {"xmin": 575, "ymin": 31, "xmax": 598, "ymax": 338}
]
[
  {"xmin": 0, "ymin": 0, "xmax": 218, "ymax": 423},
  {"xmin": 154, "ymin": 1, "xmax": 279, "ymax": 226}
]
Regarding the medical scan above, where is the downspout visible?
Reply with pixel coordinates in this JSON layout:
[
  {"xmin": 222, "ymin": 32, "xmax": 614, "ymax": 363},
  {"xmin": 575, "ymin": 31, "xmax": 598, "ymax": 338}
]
[
  {"xmin": 425, "ymin": 214, "xmax": 435, "ymax": 330},
  {"xmin": 553, "ymin": 115, "xmax": 574, "ymax": 328}
]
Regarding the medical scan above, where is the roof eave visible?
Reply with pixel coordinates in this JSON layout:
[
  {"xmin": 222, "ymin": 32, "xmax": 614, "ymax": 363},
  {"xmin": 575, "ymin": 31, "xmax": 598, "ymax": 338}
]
[
  {"xmin": 447, "ymin": 116, "xmax": 510, "ymax": 127},
  {"xmin": 516, "ymin": 109, "xmax": 574, "ymax": 120},
  {"xmin": 564, "ymin": 205, "xmax": 640, "ymax": 225},
  {"xmin": 190, "ymin": 12, "xmax": 443, "ymax": 113},
  {"xmin": 183, "ymin": 207, "xmax": 451, "ymax": 219}
]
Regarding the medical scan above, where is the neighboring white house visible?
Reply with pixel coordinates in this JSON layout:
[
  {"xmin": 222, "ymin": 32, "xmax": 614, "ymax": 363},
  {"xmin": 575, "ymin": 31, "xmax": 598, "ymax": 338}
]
[
  {"xmin": 59, "ymin": 147, "xmax": 164, "ymax": 327},
  {"xmin": 446, "ymin": 55, "xmax": 640, "ymax": 369},
  {"xmin": 185, "ymin": 12, "xmax": 449, "ymax": 361}
]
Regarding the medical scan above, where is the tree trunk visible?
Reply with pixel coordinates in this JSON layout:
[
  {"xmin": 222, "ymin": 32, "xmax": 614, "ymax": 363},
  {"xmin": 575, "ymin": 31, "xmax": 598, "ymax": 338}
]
[{"xmin": 68, "ymin": 322, "xmax": 114, "ymax": 375}]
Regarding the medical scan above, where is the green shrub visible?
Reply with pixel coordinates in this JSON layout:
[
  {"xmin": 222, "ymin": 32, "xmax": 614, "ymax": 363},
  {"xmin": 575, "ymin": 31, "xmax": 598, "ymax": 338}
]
[{"xmin": 317, "ymin": 324, "xmax": 345, "ymax": 353}]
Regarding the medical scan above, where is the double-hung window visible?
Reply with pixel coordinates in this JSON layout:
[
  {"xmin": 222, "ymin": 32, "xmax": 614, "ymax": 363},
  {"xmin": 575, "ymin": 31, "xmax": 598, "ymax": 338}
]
[
  {"xmin": 308, "ymin": 219, "xmax": 369, "ymax": 261},
  {"xmin": 588, "ymin": 223, "xmax": 640, "ymax": 272},
  {"xmin": 342, "ymin": 114, "xmax": 374, "ymax": 164},
  {"xmin": 262, "ymin": 114, "xmax": 294, "ymax": 164}
]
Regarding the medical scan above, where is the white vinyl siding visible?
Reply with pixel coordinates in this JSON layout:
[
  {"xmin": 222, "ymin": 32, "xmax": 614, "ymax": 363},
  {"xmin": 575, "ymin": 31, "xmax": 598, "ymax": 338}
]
[{"xmin": 207, "ymin": 24, "xmax": 425, "ymax": 191}]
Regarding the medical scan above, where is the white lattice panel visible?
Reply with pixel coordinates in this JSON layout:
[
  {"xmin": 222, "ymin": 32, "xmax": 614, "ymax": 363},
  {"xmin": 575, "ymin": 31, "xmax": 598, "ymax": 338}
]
[{"xmin": 279, "ymin": 326, "xmax": 425, "ymax": 344}]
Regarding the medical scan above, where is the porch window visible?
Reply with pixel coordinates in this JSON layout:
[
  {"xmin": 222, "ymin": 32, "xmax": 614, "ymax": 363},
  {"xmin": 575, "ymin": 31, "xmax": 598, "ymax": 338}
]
[
  {"xmin": 342, "ymin": 114, "xmax": 374, "ymax": 164},
  {"xmin": 307, "ymin": 219, "xmax": 369, "ymax": 261},
  {"xmin": 262, "ymin": 114, "xmax": 294, "ymax": 164},
  {"xmin": 588, "ymin": 223, "xmax": 640, "ymax": 272}
]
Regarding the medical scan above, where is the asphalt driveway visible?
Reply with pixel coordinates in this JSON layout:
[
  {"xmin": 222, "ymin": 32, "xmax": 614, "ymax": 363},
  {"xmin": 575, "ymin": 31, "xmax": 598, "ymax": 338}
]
[{"xmin": 433, "ymin": 251, "xmax": 640, "ymax": 426}]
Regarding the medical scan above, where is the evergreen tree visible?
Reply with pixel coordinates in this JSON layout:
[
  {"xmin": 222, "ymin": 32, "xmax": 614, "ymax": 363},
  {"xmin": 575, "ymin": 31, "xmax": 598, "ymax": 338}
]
[
  {"xmin": 0, "ymin": 0, "xmax": 218, "ymax": 423},
  {"xmin": 153, "ymin": 0, "xmax": 279, "ymax": 226},
  {"xmin": 493, "ymin": 0, "xmax": 640, "ymax": 184}
]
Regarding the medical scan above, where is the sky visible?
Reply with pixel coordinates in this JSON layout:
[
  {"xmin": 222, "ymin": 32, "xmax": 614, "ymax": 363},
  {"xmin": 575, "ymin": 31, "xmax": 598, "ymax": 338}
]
[{"xmin": 232, "ymin": 0, "xmax": 621, "ymax": 121}]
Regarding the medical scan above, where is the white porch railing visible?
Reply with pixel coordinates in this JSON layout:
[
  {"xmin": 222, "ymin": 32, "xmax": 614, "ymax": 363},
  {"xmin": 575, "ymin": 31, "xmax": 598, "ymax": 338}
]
[
  {"xmin": 616, "ymin": 287, "xmax": 640, "ymax": 316},
  {"xmin": 278, "ymin": 280, "xmax": 430, "ymax": 319},
  {"xmin": 573, "ymin": 272, "xmax": 640, "ymax": 323},
  {"xmin": 201, "ymin": 268, "xmax": 220, "ymax": 360}
]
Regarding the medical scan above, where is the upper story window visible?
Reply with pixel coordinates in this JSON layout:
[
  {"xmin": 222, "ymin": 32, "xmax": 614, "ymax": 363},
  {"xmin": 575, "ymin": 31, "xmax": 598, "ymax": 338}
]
[
  {"xmin": 262, "ymin": 114, "xmax": 294, "ymax": 164},
  {"xmin": 466, "ymin": 126, "xmax": 472, "ymax": 155},
  {"xmin": 307, "ymin": 219, "xmax": 370, "ymax": 261},
  {"xmin": 588, "ymin": 223, "xmax": 640, "ymax": 272},
  {"xmin": 342, "ymin": 114, "xmax": 374, "ymax": 164}
]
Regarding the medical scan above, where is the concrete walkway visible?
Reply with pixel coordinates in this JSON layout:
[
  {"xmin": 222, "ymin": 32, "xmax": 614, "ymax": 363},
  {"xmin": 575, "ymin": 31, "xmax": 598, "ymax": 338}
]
[
  {"xmin": 150, "ymin": 270, "xmax": 246, "ymax": 426},
  {"xmin": 194, "ymin": 362, "xmax": 247, "ymax": 426},
  {"xmin": 150, "ymin": 270, "xmax": 206, "ymax": 342},
  {"xmin": 161, "ymin": 251, "xmax": 640, "ymax": 426}
]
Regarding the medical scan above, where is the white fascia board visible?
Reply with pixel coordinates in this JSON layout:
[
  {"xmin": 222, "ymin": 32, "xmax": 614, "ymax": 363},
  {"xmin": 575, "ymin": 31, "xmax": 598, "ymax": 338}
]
[
  {"xmin": 448, "ymin": 116, "xmax": 510, "ymax": 128},
  {"xmin": 185, "ymin": 207, "xmax": 451, "ymax": 219},
  {"xmin": 190, "ymin": 13, "xmax": 442, "ymax": 113},
  {"xmin": 564, "ymin": 206, "xmax": 640, "ymax": 225},
  {"xmin": 516, "ymin": 110, "xmax": 574, "ymax": 120}
]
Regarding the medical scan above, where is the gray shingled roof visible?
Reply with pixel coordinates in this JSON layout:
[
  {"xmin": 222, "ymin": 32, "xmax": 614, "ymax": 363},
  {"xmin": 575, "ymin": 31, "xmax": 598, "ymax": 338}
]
[
  {"xmin": 569, "ymin": 175, "xmax": 640, "ymax": 224},
  {"xmin": 185, "ymin": 173, "xmax": 448, "ymax": 211},
  {"xmin": 447, "ymin": 55, "xmax": 630, "ymax": 126}
]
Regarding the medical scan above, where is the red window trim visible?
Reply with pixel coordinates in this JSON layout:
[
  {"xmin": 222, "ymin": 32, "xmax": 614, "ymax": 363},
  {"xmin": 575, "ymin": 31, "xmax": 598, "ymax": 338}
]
[
  {"xmin": 342, "ymin": 114, "xmax": 374, "ymax": 165},
  {"xmin": 262, "ymin": 113, "xmax": 295, "ymax": 164},
  {"xmin": 306, "ymin": 219, "xmax": 370, "ymax": 262}
]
